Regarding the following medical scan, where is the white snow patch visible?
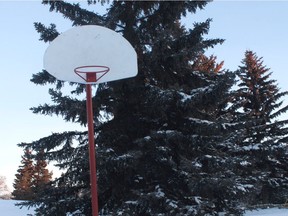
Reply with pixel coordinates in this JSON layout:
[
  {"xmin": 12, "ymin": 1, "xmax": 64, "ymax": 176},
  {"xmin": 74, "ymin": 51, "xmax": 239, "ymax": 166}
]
[
  {"xmin": 221, "ymin": 122, "xmax": 238, "ymax": 130},
  {"xmin": 1, "ymin": 199, "xmax": 288, "ymax": 216},
  {"xmin": 192, "ymin": 161, "xmax": 202, "ymax": 168},
  {"xmin": 144, "ymin": 44, "xmax": 152, "ymax": 52},
  {"xmin": 194, "ymin": 196, "xmax": 202, "ymax": 204},
  {"xmin": 157, "ymin": 130, "xmax": 176, "ymax": 134},
  {"xmin": 160, "ymin": 157, "xmax": 168, "ymax": 162},
  {"xmin": 115, "ymin": 154, "xmax": 133, "ymax": 160},
  {"xmin": 134, "ymin": 175, "xmax": 144, "ymax": 183},
  {"xmin": 185, "ymin": 205, "xmax": 197, "ymax": 214},
  {"xmin": 167, "ymin": 200, "xmax": 178, "ymax": 208},
  {"xmin": 180, "ymin": 171, "xmax": 189, "ymax": 176},
  {"xmin": 125, "ymin": 200, "xmax": 138, "ymax": 205},
  {"xmin": 235, "ymin": 184, "xmax": 254, "ymax": 193},
  {"xmin": 117, "ymin": 210, "xmax": 124, "ymax": 215},
  {"xmin": 105, "ymin": 148, "xmax": 114, "ymax": 153},
  {"xmin": 144, "ymin": 136, "xmax": 151, "ymax": 140},
  {"xmin": 179, "ymin": 92, "xmax": 192, "ymax": 102},
  {"xmin": 188, "ymin": 117, "xmax": 214, "ymax": 125},
  {"xmin": 204, "ymin": 154, "xmax": 213, "ymax": 158},
  {"xmin": 267, "ymin": 156, "xmax": 280, "ymax": 164},
  {"xmin": 190, "ymin": 86, "xmax": 212, "ymax": 94},
  {"xmin": 244, "ymin": 208, "xmax": 288, "ymax": 216},
  {"xmin": 240, "ymin": 161, "xmax": 251, "ymax": 166},
  {"xmin": 243, "ymin": 144, "xmax": 260, "ymax": 151},
  {"xmin": 156, "ymin": 146, "xmax": 167, "ymax": 151},
  {"xmin": 155, "ymin": 185, "xmax": 165, "ymax": 198},
  {"xmin": 67, "ymin": 209, "xmax": 84, "ymax": 215}
]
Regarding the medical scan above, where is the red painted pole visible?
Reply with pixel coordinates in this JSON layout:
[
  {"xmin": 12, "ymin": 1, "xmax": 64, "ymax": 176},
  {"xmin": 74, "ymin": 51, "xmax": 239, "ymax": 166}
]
[{"xmin": 86, "ymin": 84, "xmax": 99, "ymax": 216}]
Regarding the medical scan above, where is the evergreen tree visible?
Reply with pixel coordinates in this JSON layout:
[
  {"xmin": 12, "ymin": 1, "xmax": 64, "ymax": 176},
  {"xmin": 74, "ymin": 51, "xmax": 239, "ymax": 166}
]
[
  {"xmin": 12, "ymin": 149, "xmax": 34, "ymax": 200},
  {"xmin": 18, "ymin": 1, "xmax": 249, "ymax": 215},
  {"xmin": 32, "ymin": 150, "xmax": 53, "ymax": 198},
  {"xmin": 231, "ymin": 50, "xmax": 288, "ymax": 142},
  {"xmin": 12, "ymin": 149, "xmax": 52, "ymax": 201},
  {"xmin": 192, "ymin": 54, "xmax": 224, "ymax": 74},
  {"xmin": 229, "ymin": 50, "xmax": 288, "ymax": 205}
]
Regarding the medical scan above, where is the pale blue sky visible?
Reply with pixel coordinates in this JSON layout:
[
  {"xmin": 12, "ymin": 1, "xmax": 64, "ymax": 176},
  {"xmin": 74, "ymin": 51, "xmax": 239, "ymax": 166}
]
[{"xmin": 1, "ymin": 1, "xmax": 288, "ymax": 190}]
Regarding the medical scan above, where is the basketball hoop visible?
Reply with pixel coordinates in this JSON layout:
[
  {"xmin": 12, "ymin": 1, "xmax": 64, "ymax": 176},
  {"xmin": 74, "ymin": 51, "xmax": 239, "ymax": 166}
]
[
  {"xmin": 74, "ymin": 65, "xmax": 110, "ymax": 83},
  {"xmin": 43, "ymin": 25, "xmax": 138, "ymax": 216}
]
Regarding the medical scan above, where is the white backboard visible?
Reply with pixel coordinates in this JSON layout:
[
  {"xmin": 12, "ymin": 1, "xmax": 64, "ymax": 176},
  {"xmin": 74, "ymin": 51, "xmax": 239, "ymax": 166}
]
[{"xmin": 43, "ymin": 25, "xmax": 138, "ymax": 84}]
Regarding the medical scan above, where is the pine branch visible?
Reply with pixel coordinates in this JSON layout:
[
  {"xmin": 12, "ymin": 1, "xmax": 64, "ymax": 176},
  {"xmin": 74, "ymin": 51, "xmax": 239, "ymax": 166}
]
[
  {"xmin": 30, "ymin": 70, "xmax": 57, "ymax": 85},
  {"xmin": 42, "ymin": 0, "xmax": 105, "ymax": 26},
  {"xmin": 18, "ymin": 131, "xmax": 86, "ymax": 157},
  {"xmin": 34, "ymin": 23, "xmax": 59, "ymax": 42},
  {"xmin": 30, "ymin": 89, "xmax": 87, "ymax": 125}
]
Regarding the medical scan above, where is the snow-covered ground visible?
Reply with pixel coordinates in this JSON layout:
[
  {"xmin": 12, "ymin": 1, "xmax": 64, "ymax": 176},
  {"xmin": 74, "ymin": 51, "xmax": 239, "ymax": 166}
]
[
  {"xmin": 0, "ymin": 200, "xmax": 288, "ymax": 216},
  {"xmin": 244, "ymin": 207, "xmax": 288, "ymax": 216}
]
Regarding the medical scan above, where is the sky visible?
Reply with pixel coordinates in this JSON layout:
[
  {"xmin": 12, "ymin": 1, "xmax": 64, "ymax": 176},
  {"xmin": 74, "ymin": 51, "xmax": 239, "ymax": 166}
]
[{"xmin": 1, "ymin": 1, "xmax": 288, "ymax": 191}]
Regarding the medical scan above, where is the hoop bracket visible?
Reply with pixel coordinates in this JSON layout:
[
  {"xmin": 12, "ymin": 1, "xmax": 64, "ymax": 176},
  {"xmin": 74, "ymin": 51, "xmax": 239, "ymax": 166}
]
[{"xmin": 74, "ymin": 66, "xmax": 110, "ymax": 83}]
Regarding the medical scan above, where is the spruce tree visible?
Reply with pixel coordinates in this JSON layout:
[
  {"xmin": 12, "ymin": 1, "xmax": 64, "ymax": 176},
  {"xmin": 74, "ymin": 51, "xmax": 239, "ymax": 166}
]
[
  {"xmin": 230, "ymin": 50, "xmax": 288, "ymax": 205},
  {"xmin": 192, "ymin": 54, "xmax": 224, "ymax": 74},
  {"xmin": 12, "ymin": 149, "xmax": 34, "ymax": 200},
  {"xmin": 13, "ymin": 149, "xmax": 52, "ymax": 201},
  {"xmin": 231, "ymin": 51, "xmax": 288, "ymax": 142},
  {"xmin": 32, "ymin": 150, "xmax": 53, "ymax": 199},
  {"xmin": 18, "ymin": 1, "xmax": 248, "ymax": 215}
]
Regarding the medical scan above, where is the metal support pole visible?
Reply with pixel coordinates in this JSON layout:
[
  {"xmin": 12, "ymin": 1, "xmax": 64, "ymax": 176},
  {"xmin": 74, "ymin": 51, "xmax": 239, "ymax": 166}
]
[{"xmin": 86, "ymin": 84, "xmax": 99, "ymax": 216}]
